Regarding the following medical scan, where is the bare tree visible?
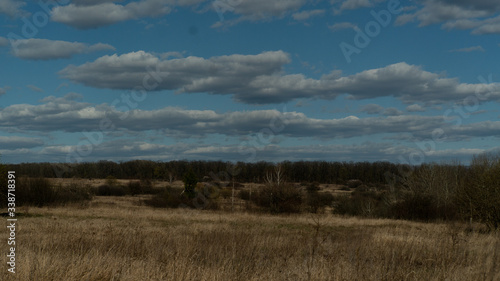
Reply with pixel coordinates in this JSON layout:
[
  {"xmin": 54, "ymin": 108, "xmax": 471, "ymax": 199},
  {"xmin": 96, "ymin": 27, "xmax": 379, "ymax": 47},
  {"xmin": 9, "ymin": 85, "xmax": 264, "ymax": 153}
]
[{"xmin": 265, "ymin": 164, "xmax": 285, "ymax": 186}]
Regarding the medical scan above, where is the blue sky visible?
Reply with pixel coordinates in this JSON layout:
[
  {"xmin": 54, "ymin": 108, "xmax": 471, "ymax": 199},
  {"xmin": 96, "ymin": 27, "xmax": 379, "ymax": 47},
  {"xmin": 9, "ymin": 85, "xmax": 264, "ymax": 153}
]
[{"xmin": 0, "ymin": 0, "xmax": 499, "ymax": 164}]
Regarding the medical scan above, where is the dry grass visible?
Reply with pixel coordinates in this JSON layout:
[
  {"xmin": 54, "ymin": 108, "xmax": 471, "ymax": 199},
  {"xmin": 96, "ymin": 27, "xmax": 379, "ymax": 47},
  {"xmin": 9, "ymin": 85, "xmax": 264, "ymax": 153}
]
[{"xmin": 1, "ymin": 195, "xmax": 499, "ymax": 281}]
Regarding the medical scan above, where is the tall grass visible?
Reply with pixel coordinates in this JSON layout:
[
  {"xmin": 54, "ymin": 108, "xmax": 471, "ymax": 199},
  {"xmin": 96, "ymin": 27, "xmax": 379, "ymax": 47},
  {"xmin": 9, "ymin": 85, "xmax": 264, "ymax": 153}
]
[{"xmin": 2, "ymin": 196, "xmax": 498, "ymax": 281}]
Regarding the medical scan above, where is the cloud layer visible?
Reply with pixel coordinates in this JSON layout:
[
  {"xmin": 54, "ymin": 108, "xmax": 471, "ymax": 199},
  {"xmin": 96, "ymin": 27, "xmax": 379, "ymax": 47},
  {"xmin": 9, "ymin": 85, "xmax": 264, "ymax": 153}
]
[
  {"xmin": 59, "ymin": 51, "xmax": 500, "ymax": 105},
  {"xmin": 10, "ymin": 39, "xmax": 115, "ymax": 60},
  {"xmin": 396, "ymin": 0, "xmax": 500, "ymax": 34}
]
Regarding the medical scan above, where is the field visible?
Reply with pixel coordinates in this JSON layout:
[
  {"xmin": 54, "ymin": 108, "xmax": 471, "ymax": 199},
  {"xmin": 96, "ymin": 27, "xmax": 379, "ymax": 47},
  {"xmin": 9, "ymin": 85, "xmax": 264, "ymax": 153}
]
[{"xmin": 1, "ymin": 191, "xmax": 499, "ymax": 281}]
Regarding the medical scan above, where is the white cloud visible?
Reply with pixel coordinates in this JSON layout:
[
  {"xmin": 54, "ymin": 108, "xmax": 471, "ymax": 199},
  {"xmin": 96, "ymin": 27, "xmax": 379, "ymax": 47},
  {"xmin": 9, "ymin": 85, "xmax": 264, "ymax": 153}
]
[
  {"xmin": 0, "ymin": 88, "xmax": 6, "ymax": 96},
  {"xmin": 0, "ymin": 37, "xmax": 9, "ymax": 47},
  {"xmin": 59, "ymin": 51, "xmax": 500, "ymax": 105},
  {"xmin": 212, "ymin": 0, "xmax": 308, "ymax": 27},
  {"xmin": 397, "ymin": 0, "xmax": 500, "ymax": 34},
  {"xmin": 0, "ymin": 0, "xmax": 27, "ymax": 18},
  {"xmin": 328, "ymin": 22, "xmax": 358, "ymax": 32},
  {"xmin": 449, "ymin": 45, "xmax": 485, "ymax": 52},
  {"xmin": 0, "ymin": 95, "xmax": 460, "ymax": 141},
  {"xmin": 27, "ymin": 85, "xmax": 44, "ymax": 93},
  {"xmin": 406, "ymin": 104, "xmax": 426, "ymax": 112},
  {"xmin": 360, "ymin": 103, "xmax": 384, "ymax": 114},
  {"xmin": 10, "ymin": 39, "xmax": 115, "ymax": 60},
  {"xmin": 51, "ymin": 0, "xmax": 178, "ymax": 29},
  {"xmin": 59, "ymin": 50, "xmax": 291, "ymax": 96},
  {"xmin": 292, "ymin": 9, "xmax": 325, "ymax": 21},
  {"xmin": 333, "ymin": 0, "xmax": 386, "ymax": 14},
  {"xmin": 0, "ymin": 136, "xmax": 44, "ymax": 149},
  {"xmin": 27, "ymin": 140, "xmax": 493, "ymax": 163}
]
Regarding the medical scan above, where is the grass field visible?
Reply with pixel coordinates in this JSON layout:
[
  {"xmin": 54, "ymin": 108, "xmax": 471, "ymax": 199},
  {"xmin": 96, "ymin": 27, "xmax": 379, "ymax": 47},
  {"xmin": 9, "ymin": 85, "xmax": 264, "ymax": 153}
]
[{"xmin": 1, "ymin": 195, "xmax": 499, "ymax": 281}]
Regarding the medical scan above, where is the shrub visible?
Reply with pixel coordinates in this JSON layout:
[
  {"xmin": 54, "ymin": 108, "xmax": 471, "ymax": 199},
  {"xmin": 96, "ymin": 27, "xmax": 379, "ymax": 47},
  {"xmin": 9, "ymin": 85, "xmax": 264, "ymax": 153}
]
[
  {"xmin": 128, "ymin": 181, "xmax": 143, "ymax": 195},
  {"xmin": 306, "ymin": 182, "xmax": 321, "ymax": 193},
  {"xmin": 17, "ymin": 177, "xmax": 56, "ymax": 207},
  {"xmin": 183, "ymin": 169, "xmax": 198, "ymax": 198},
  {"xmin": 54, "ymin": 183, "xmax": 93, "ymax": 205},
  {"xmin": 2, "ymin": 177, "xmax": 92, "ymax": 207},
  {"xmin": 144, "ymin": 187, "xmax": 219, "ymax": 209},
  {"xmin": 347, "ymin": 179, "xmax": 363, "ymax": 189},
  {"xmin": 332, "ymin": 190, "xmax": 381, "ymax": 217},
  {"xmin": 96, "ymin": 184, "xmax": 127, "ymax": 196},
  {"xmin": 387, "ymin": 192, "xmax": 438, "ymax": 221},
  {"xmin": 239, "ymin": 190, "xmax": 251, "ymax": 201},
  {"xmin": 220, "ymin": 188, "xmax": 232, "ymax": 199},
  {"xmin": 253, "ymin": 183, "xmax": 303, "ymax": 214},
  {"xmin": 105, "ymin": 175, "xmax": 118, "ymax": 186},
  {"xmin": 127, "ymin": 180, "xmax": 155, "ymax": 195},
  {"xmin": 306, "ymin": 191, "xmax": 334, "ymax": 213},
  {"xmin": 456, "ymin": 153, "xmax": 500, "ymax": 230}
]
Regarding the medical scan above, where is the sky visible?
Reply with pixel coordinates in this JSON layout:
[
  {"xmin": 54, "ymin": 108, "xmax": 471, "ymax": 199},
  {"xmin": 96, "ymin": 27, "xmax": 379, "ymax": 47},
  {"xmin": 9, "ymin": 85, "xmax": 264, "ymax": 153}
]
[{"xmin": 0, "ymin": 0, "xmax": 499, "ymax": 165}]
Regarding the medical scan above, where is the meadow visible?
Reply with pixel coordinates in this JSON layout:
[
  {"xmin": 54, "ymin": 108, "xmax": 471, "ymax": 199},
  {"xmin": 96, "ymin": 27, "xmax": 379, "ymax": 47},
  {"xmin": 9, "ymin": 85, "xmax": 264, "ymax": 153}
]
[{"xmin": 1, "ymin": 194, "xmax": 498, "ymax": 281}]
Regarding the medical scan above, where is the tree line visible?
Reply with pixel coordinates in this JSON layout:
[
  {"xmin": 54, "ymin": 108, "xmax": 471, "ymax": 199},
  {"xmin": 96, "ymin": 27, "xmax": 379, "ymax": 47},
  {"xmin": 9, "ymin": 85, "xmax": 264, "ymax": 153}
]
[{"xmin": 6, "ymin": 160, "xmax": 403, "ymax": 185}]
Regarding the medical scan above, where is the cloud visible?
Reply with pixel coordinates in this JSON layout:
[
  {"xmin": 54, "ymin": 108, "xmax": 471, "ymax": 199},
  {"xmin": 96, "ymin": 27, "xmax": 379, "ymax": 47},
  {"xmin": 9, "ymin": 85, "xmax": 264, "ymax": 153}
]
[
  {"xmin": 0, "ymin": 37, "xmax": 9, "ymax": 47},
  {"xmin": 25, "ymin": 140, "xmax": 493, "ymax": 163},
  {"xmin": 70, "ymin": 0, "xmax": 124, "ymax": 6},
  {"xmin": 0, "ymin": 94, "xmax": 456, "ymax": 141},
  {"xmin": 59, "ymin": 50, "xmax": 291, "ymax": 98},
  {"xmin": 396, "ymin": 0, "xmax": 500, "ymax": 34},
  {"xmin": 0, "ymin": 0, "xmax": 27, "ymax": 18},
  {"xmin": 360, "ymin": 103, "xmax": 384, "ymax": 114},
  {"xmin": 10, "ymin": 39, "xmax": 115, "ymax": 60},
  {"xmin": 328, "ymin": 22, "xmax": 358, "ymax": 31},
  {"xmin": 27, "ymin": 85, "xmax": 44, "ymax": 93},
  {"xmin": 211, "ymin": 0, "xmax": 308, "ymax": 27},
  {"xmin": 0, "ymin": 88, "xmax": 6, "ymax": 96},
  {"xmin": 449, "ymin": 45, "xmax": 485, "ymax": 52},
  {"xmin": 60, "ymin": 52, "xmax": 500, "ymax": 105},
  {"xmin": 292, "ymin": 9, "xmax": 325, "ymax": 21},
  {"xmin": 333, "ymin": 0, "xmax": 386, "ymax": 14},
  {"xmin": 382, "ymin": 107, "xmax": 403, "ymax": 116},
  {"xmin": 51, "ymin": 0, "xmax": 178, "ymax": 29},
  {"xmin": 360, "ymin": 104, "xmax": 403, "ymax": 116},
  {"xmin": 0, "ymin": 136, "xmax": 44, "ymax": 150},
  {"xmin": 406, "ymin": 104, "xmax": 426, "ymax": 112}
]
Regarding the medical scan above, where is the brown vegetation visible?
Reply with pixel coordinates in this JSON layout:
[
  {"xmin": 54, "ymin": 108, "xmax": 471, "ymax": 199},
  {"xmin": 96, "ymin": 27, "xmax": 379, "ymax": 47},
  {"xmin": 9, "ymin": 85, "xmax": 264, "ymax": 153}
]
[{"xmin": 1, "ymin": 195, "xmax": 499, "ymax": 281}]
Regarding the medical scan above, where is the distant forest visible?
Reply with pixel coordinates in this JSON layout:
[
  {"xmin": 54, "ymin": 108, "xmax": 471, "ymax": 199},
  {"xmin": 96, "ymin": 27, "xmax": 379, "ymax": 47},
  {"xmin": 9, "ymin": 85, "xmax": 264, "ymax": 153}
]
[{"xmin": 7, "ymin": 160, "xmax": 413, "ymax": 184}]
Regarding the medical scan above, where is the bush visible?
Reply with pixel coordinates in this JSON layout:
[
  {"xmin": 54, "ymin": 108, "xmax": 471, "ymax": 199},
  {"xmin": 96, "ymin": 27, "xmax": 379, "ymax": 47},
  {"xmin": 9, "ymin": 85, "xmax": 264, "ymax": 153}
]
[
  {"xmin": 54, "ymin": 183, "xmax": 93, "ymax": 205},
  {"xmin": 239, "ymin": 190, "xmax": 251, "ymax": 201},
  {"xmin": 252, "ymin": 183, "xmax": 303, "ymax": 214},
  {"xmin": 105, "ymin": 175, "xmax": 118, "ymax": 186},
  {"xmin": 306, "ymin": 182, "xmax": 321, "ymax": 193},
  {"xmin": 128, "ymin": 180, "xmax": 155, "ymax": 195},
  {"xmin": 387, "ymin": 192, "xmax": 437, "ymax": 221},
  {"xmin": 220, "ymin": 188, "xmax": 232, "ymax": 199},
  {"xmin": 332, "ymin": 190, "xmax": 381, "ymax": 217},
  {"xmin": 456, "ymin": 153, "xmax": 500, "ymax": 230},
  {"xmin": 1, "ymin": 177, "xmax": 92, "ymax": 207},
  {"xmin": 346, "ymin": 179, "xmax": 363, "ymax": 189},
  {"xmin": 96, "ymin": 184, "xmax": 127, "ymax": 196},
  {"xmin": 183, "ymin": 169, "xmax": 198, "ymax": 198},
  {"xmin": 17, "ymin": 177, "xmax": 56, "ymax": 207},
  {"xmin": 144, "ymin": 187, "xmax": 218, "ymax": 210},
  {"xmin": 306, "ymin": 191, "xmax": 334, "ymax": 213}
]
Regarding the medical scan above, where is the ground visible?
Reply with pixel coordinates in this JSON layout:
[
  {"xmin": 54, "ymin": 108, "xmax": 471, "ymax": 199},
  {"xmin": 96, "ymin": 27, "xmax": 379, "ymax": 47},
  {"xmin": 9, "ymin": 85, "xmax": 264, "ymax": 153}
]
[{"xmin": 1, "ymin": 191, "xmax": 499, "ymax": 281}]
